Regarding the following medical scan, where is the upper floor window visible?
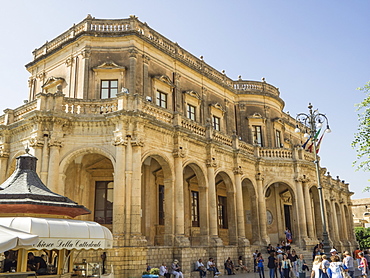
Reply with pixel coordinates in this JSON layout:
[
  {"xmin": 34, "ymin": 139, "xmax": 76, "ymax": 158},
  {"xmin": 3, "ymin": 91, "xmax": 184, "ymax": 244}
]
[
  {"xmin": 101, "ymin": 80, "xmax": 118, "ymax": 99},
  {"xmin": 218, "ymin": 196, "xmax": 228, "ymax": 229},
  {"xmin": 191, "ymin": 191, "xmax": 200, "ymax": 227},
  {"xmin": 94, "ymin": 181, "xmax": 113, "ymax": 224},
  {"xmin": 187, "ymin": 104, "xmax": 196, "ymax": 121},
  {"xmin": 276, "ymin": 130, "xmax": 282, "ymax": 148},
  {"xmin": 213, "ymin": 116, "xmax": 221, "ymax": 131},
  {"xmin": 156, "ymin": 91, "xmax": 168, "ymax": 109},
  {"xmin": 253, "ymin": 125, "xmax": 263, "ymax": 147}
]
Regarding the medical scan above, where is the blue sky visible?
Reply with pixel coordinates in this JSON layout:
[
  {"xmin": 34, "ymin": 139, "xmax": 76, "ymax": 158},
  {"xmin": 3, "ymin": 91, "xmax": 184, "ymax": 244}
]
[{"xmin": 0, "ymin": 0, "xmax": 369, "ymax": 198}]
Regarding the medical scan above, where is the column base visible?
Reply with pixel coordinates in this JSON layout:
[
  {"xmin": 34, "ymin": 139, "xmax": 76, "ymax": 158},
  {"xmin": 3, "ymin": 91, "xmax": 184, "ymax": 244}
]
[
  {"xmin": 129, "ymin": 234, "xmax": 147, "ymax": 247},
  {"xmin": 210, "ymin": 236, "xmax": 224, "ymax": 247},
  {"xmin": 238, "ymin": 237, "xmax": 250, "ymax": 247},
  {"xmin": 174, "ymin": 235, "xmax": 190, "ymax": 247}
]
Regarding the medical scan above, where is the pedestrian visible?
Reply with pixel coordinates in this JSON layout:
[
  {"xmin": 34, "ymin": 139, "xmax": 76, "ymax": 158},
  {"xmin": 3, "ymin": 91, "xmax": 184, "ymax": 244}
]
[
  {"xmin": 281, "ymin": 254, "xmax": 292, "ymax": 278},
  {"xmin": 277, "ymin": 249, "xmax": 284, "ymax": 278},
  {"xmin": 321, "ymin": 255, "xmax": 330, "ymax": 278},
  {"xmin": 268, "ymin": 251, "xmax": 277, "ymax": 278},
  {"xmin": 342, "ymin": 251, "xmax": 354, "ymax": 278},
  {"xmin": 328, "ymin": 255, "xmax": 347, "ymax": 278},
  {"xmin": 358, "ymin": 252, "xmax": 368, "ymax": 278},
  {"xmin": 296, "ymin": 254, "xmax": 308, "ymax": 278},
  {"xmin": 254, "ymin": 250, "xmax": 259, "ymax": 273},
  {"xmin": 257, "ymin": 253, "xmax": 266, "ymax": 278},
  {"xmin": 312, "ymin": 255, "xmax": 322, "ymax": 278}
]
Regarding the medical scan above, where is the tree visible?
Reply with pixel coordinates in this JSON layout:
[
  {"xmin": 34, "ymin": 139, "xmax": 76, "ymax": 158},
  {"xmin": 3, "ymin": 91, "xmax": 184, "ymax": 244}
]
[
  {"xmin": 352, "ymin": 81, "xmax": 370, "ymax": 173},
  {"xmin": 355, "ymin": 227, "xmax": 370, "ymax": 249}
]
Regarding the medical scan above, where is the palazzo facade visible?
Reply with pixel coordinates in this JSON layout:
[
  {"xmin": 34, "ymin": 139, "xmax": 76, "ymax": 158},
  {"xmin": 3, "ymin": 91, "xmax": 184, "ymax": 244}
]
[{"xmin": 0, "ymin": 15, "xmax": 356, "ymax": 277}]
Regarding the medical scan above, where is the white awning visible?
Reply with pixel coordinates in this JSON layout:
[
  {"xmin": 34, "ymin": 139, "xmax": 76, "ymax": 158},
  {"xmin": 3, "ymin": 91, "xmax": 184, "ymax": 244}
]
[
  {"xmin": 0, "ymin": 225, "xmax": 39, "ymax": 253},
  {"xmin": 0, "ymin": 217, "xmax": 113, "ymax": 250}
]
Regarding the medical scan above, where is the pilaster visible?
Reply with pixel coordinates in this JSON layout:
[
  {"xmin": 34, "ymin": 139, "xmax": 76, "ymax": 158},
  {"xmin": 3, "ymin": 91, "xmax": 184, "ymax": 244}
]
[{"xmin": 256, "ymin": 173, "xmax": 269, "ymax": 245}]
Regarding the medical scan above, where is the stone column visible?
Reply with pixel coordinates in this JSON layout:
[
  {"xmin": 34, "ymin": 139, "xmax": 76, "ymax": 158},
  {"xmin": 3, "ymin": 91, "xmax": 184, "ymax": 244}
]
[
  {"xmin": 112, "ymin": 135, "xmax": 126, "ymax": 236},
  {"xmin": 256, "ymin": 173, "xmax": 269, "ymax": 244},
  {"xmin": 331, "ymin": 202, "xmax": 340, "ymax": 243},
  {"xmin": 295, "ymin": 177, "xmax": 308, "ymax": 244},
  {"xmin": 40, "ymin": 135, "xmax": 49, "ymax": 184},
  {"xmin": 303, "ymin": 182, "xmax": 315, "ymax": 239},
  {"xmin": 173, "ymin": 147, "xmax": 189, "ymax": 246},
  {"xmin": 207, "ymin": 159, "xmax": 219, "ymax": 238},
  {"xmin": 130, "ymin": 136, "xmax": 145, "ymax": 245},
  {"xmin": 129, "ymin": 49, "xmax": 138, "ymax": 95},
  {"xmin": 142, "ymin": 55, "xmax": 150, "ymax": 96},
  {"xmin": 47, "ymin": 139, "xmax": 62, "ymax": 193},
  {"xmin": 274, "ymin": 184, "xmax": 284, "ymax": 240},
  {"xmin": 233, "ymin": 167, "xmax": 246, "ymax": 239},
  {"xmin": 125, "ymin": 136, "xmax": 133, "ymax": 241},
  {"xmin": 81, "ymin": 48, "xmax": 91, "ymax": 99}
]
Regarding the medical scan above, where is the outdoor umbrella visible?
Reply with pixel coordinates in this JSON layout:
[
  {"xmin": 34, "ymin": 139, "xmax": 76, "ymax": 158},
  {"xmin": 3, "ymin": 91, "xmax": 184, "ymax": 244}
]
[{"xmin": 0, "ymin": 224, "xmax": 39, "ymax": 253}]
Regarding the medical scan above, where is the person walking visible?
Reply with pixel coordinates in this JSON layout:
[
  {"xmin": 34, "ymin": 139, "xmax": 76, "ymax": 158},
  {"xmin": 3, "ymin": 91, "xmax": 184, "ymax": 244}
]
[
  {"xmin": 281, "ymin": 254, "xmax": 292, "ymax": 278},
  {"xmin": 358, "ymin": 252, "xmax": 368, "ymax": 278},
  {"xmin": 296, "ymin": 254, "xmax": 308, "ymax": 278},
  {"xmin": 342, "ymin": 251, "xmax": 354, "ymax": 278},
  {"xmin": 268, "ymin": 252, "xmax": 277, "ymax": 278},
  {"xmin": 328, "ymin": 255, "xmax": 347, "ymax": 278}
]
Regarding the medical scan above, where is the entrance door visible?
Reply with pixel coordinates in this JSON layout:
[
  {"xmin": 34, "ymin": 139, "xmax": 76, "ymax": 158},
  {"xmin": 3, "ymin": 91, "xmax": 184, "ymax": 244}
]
[{"xmin": 284, "ymin": 204, "xmax": 291, "ymax": 231}]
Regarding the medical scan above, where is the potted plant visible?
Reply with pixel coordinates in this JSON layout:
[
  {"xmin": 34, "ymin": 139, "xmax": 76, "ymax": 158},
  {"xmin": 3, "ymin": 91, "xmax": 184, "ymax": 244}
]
[{"xmin": 142, "ymin": 268, "xmax": 159, "ymax": 278}]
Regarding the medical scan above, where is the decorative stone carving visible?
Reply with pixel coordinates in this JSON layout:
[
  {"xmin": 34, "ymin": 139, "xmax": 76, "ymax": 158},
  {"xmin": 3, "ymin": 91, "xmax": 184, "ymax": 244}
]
[
  {"xmin": 173, "ymin": 147, "xmax": 186, "ymax": 158},
  {"xmin": 81, "ymin": 49, "xmax": 91, "ymax": 59},
  {"xmin": 48, "ymin": 139, "xmax": 62, "ymax": 148},
  {"xmin": 142, "ymin": 54, "xmax": 150, "ymax": 64},
  {"xmin": 112, "ymin": 136, "xmax": 128, "ymax": 146},
  {"xmin": 129, "ymin": 48, "xmax": 138, "ymax": 58},
  {"xmin": 131, "ymin": 137, "xmax": 145, "ymax": 147},
  {"xmin": 233, "ymin": 166, "xmax": 243, "ymax": 175},
  {"xmin": 29, "ymin": 137, "xmax": 44, "ymax": 148},
  {"xmin": 206, "ymin": 158, "xmax": 217, "ymax": 167},
  {"xmin": 255, "ymin": 173, "xmax": 264, "ymax": 181}
]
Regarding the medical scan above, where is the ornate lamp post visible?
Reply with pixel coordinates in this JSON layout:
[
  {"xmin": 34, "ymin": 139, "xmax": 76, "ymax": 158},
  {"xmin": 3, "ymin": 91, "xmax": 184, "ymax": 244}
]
[{"xmin": 295, "ymin": 103, "xmax": 331, "ymax": 255}]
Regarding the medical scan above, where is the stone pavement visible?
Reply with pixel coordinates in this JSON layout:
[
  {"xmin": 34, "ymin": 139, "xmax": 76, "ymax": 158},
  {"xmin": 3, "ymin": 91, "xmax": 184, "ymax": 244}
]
[{"xmin": 217, "ymin": 269, "xmax": 364, "ymax": 278}]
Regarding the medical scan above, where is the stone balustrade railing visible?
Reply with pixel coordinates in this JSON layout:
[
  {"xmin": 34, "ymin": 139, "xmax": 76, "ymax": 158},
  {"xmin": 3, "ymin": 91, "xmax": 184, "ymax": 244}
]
[
  {"xmin": 141, "ymin": 103, "xmax": 173, "ymax": 124},
  {"xmin": 63, "ymin": 98, "xmax": 118, "ymax": 114},
  {"xmin": 233, "ymin": 80, "xmax": 280, "ymax": 97},
  {"xmin": 180, "ymin": 118, "xmax": 206, "ymax": 136},
  {"xmin": 238, "ymin": 141, "xmax": 255, "ymax": 156},
  {"xmin": 212, "ymin": 131, "xmax": 233, "ymax": 147},
  {"xmin": 259, "ymin": 148, "xmax": 293, "ymax": 159}
]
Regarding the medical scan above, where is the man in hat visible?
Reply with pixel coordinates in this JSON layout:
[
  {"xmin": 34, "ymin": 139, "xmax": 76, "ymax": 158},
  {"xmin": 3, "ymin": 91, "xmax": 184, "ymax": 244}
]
[
  {"xmin": 330, "ymin": 249, "xmax": 338, "ymax": 257},
  {"xmin": 171, "ymin": 259, "xmax": 183, "ymax": 278}
]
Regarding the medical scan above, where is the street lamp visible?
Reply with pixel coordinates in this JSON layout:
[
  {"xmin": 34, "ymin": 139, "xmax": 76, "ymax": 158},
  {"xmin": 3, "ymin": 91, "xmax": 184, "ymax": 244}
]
[{"xmin": 295, "ymin": 103, "xmax": 331, "ymax": 255}]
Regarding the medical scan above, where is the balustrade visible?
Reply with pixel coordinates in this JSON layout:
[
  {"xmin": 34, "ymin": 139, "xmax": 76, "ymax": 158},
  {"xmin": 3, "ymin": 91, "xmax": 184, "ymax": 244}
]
[
  {"xmin": 258, "ymin": 148, "xmax": 293, "ymax": 159},
  {"xmin": 63, "ymin": 98, "xmax": 118, "ymax": 114}
]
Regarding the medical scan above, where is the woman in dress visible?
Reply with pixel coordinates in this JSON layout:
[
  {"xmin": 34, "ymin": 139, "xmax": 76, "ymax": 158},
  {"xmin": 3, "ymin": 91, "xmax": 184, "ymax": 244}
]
[
  {"xmin": 281, "ymin": 254, "xmax": 293, "ymax": 278},
  {"xmin": 312, "ymin": 255, "xmax": 323, "ymax": 278}
]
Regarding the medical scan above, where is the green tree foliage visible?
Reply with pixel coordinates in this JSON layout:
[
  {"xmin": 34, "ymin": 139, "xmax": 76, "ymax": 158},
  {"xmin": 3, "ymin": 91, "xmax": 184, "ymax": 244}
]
[
  {"xmin": 353, "ymin": 81, "xmax": 370, "ymax": 173},
  {"xmin": 355, "ymin": 227, "xmax": 370, "ymax": 249}
]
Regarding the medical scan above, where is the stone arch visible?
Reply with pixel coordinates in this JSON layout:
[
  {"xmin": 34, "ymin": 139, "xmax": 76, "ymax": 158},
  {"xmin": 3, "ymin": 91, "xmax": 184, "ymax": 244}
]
[
  {"xmin": 182, "ymin": 161, "xmax": 208, "ymax": 246},
  {"xmin": 62, "ymin": 149, "xmax": 114, "ymax": 224},
  {"xmin": 215, "ymin": 170, "xmax": 237, "ymax": 245},
  {"xmin": 241, "ymin": 177, "xmax": 259, "ymax": 244},
  {"xmin": 60, "ymin": 146, "xmax": 115, "ymax": 175},
  {"xmin": 264, "ymin": 181, "xmax": 296, "ymax": 245},
  {"xmin": 141, "ymin": 151, "xmax": 174, "ymax": 246}
]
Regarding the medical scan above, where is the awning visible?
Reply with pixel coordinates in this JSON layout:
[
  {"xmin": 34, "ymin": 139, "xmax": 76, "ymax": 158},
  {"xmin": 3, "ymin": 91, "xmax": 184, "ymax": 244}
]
[
  {"xmin": 0, "ymin": 217, "xmax": 113, "ymax": 250},
  {"xmin": 0, "ymin": 225, "xmax": 39, "ymax": 253}
]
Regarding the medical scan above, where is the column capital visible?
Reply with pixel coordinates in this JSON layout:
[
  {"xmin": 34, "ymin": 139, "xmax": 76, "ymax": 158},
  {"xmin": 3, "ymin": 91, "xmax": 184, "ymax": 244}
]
[
  {"xmin": 233, "ymin": 166, "xmax": 243, "ymax": 175},
  {"xmin": 131, "ymin": 136, "xmax": 145, "ymax": 147},
  {"xmin": 112, "ymin": 136, "xmax": 128, "ymax": 146},
  {"xmin": 29, "ymin": 137, "xmax": 44, "ymax": 148},
  {"xmin": 48, "ymin": 139, "xmax": 62, "ymax": 148},
  {"xmin": 255, "ymin": 173, "xmax": 265, "ymax": 181},
  {"xmin": 296, "ymin": 176, "xmax": 310, "ymax": 183},
  {"xmin": 129, "ymin": 48, "xmax": 138, "ymax": 58},
  {"xmin": 81, "ymin": 48, "xmax": 91, "ymax": 59},
  {"xmin": 0, "ymin": 146, "xmax": 9, "ymax": 158},
  {"xmin": 142, "ymin": 54, "xmax": 150, "ymax": 64},
  {"xmin": 206, "ymin": 158, "xmax": 217, "ymax": 168},
  {"xmin": 173, "ymin": 147, "xmax": 186, "ymax": 158}
]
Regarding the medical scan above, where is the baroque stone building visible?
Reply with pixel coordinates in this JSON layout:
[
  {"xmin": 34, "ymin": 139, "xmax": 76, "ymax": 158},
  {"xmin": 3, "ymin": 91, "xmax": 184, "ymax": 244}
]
[{"xmin": 0, "ymin": 15, "xmax": 356, "ymax": 277}]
